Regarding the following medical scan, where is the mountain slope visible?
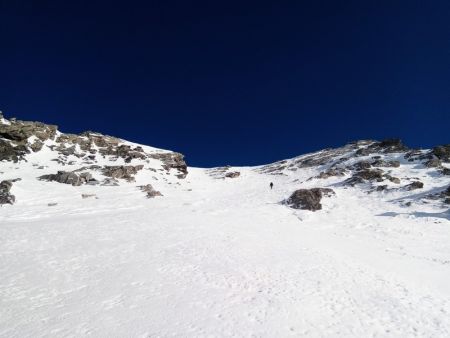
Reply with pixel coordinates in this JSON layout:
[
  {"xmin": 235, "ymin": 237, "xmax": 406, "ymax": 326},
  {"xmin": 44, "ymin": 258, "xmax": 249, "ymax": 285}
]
[{"xmin": 1, "ymin": 114, "xmax": 450, "ymax": 337}]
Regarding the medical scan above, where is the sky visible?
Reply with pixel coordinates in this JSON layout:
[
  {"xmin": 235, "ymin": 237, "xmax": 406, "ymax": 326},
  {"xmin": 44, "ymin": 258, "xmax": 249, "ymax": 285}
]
[{"xmin": 0, "ymin": 1, "xmax": 449, "ymax": 167}]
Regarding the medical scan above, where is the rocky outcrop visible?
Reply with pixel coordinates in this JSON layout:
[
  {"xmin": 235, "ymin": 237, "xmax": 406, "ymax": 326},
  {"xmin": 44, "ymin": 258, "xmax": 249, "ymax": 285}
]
[
  {"xmin": 102, "ymin": 165, "xmax": 144, "ymax": 182},
  {"xmin": 0, "ymin": 118, "xmax": 57, "ymax": 143},
  {"xmin": 0, "ymin": 139, "xmax": 29, "ymax": 162},
  {"xmin": 138, "ymin": 184, "xmax": 163, "ymax": 198},
  {"xmin": 149, "ymin": 152, "xmax": 188, "ymax": 179},
  {"xmin": 284, "ymin": 188, "xmax": 335, "ymax": 211},
  {"xmin": 39, "ymin": 171, "xmax": 93, "ymax": 186}
]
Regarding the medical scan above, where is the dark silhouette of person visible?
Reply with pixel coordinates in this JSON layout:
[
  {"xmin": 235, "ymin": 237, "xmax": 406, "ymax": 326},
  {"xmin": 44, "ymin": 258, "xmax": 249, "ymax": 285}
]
[{"xmin": 270, "ymin": 182, "xmax": 273, "ymax": 189}]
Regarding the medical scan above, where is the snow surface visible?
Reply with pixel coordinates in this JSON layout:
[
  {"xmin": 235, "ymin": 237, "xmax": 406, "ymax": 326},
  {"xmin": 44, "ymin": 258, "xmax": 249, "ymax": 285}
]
[{"xmin": 1, "ymin": 140, "xmax": 450, "ymax": 337}]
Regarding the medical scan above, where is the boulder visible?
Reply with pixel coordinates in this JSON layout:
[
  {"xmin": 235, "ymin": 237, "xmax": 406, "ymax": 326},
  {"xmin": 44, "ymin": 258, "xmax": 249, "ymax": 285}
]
[{"xmin": 285, "ymin": 188, "xmax": 335, "ymax": 211}]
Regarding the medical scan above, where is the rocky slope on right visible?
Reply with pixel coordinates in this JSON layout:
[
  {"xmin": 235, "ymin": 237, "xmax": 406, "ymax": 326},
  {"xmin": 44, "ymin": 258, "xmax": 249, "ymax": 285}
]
[{"xmin": 257, "ymin": 138, "xmax": 450, "ymax": 211}]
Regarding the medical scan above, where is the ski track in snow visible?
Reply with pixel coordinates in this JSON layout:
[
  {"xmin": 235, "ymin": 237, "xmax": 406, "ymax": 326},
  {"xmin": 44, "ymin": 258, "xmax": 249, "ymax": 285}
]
[{"xmin": 1, "ymin": 159, "xmax": 450, "ymax": 337}]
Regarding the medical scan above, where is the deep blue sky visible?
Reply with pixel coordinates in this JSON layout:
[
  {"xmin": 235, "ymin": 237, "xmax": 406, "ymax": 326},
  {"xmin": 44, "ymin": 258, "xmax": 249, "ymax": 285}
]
[{"xmin": 1, "ymin": 1, "xmax": 449, "ymax": 167}]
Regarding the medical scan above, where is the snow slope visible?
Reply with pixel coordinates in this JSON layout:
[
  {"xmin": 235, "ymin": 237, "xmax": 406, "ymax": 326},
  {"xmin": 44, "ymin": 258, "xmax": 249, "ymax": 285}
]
[{"xmin": 1, "ymin": 119, "xmax": 450, "ymax": 337}]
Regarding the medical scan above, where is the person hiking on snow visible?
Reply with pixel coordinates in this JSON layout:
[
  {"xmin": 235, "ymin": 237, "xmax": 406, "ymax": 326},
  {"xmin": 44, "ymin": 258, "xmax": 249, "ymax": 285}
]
[{"xmin": 270, "ymin": 182, "xmax": 273, "ymax": 189}]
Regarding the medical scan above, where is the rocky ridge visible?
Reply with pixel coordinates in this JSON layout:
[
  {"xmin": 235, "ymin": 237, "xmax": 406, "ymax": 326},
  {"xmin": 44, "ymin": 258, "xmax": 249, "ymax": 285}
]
[{"xmin": 0, "ymin": 112, "xmax": 188, "ymax": 205}]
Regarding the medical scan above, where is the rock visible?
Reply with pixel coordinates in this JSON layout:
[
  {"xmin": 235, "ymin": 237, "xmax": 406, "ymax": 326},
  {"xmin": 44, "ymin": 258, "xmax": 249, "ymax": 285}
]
[
  {"xmin": 284, "ymin": 188, "xmax": 335, "ymax": 211},
  {"xmin": 39, "ymin": 171, "xmax": 93, "ymax": 186},
  {"xmin": 371, "ymin": 160, "xmax": 400, "ymax": 168},
  {"xmin": 315, "ymin": 168, "xmax": 347, "ymax": 179},
  {"xmin": 441, "ymin": 168, "xmax": 450, "ymax": 176},
  {"xmin": 372, "ymin": 138, "xmax": 409, "ymax": 153},
  {"xmin": 0, "ymin": 180, "xmax": 15, "ymax": 205},
  {"xmin": 102, "ymin": 165, "xmax": 144, "ymax": 182},
  {"xmin": 149, "ymin": 152, "xmax": 188, "ymax": 178},
  {"xmin": 353, "ymin": 161, "xmax": 372, "ymax": 170},
  {"xmin": 405, "ymin": 181, "xmax": 424, "ymax": 190},
  {"xmin": 432, "ymin": 145, "xmax": 450, "ymax": 162},
  {"xmin": 443, "ymin": 186, "xmax": 450, "ymax": 197},
  {"xmin": 425, "ymin": 158, "xmax": 442, "ymax": 168},
  {"xmin": 376, "ymin": 185, "xmax": 388, "ymax": 192},
  {"xmin": 30, "ymin": 139, "xmax": 44, "ymax": 152},
  {"xmin": 225, "ymin": 171, "xmax": 240, "ymax": 178},
  {"xmin": 0, "ymin": 139, "xmax": 29, "ymax": 162},
  {"xmin": 385, "ymin": 175, "xmax": 401, "ymax": 184},
  {"xmin": 138, "ymin": 184, "xmax": 163, "ymax": 198},
  {"xmin": 0, "ymin": 118, "xmax": 57, "ymax": 142},
  {"xmin": 48, "ymin": 203, "xmax": 58, "ymax": 206}
]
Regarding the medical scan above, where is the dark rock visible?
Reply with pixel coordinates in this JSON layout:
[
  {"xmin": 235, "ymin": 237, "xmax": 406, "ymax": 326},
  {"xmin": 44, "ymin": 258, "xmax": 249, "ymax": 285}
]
[
  {"xmin": 0, "ymin": 180, "xmax": 15, "ymax": 205},
  {"xmin": 343, "ymin": 169, "xmax": 384, "ymax": 186},
  {"xmin": 432, "ymin": 145, "xmax": 450, "ymax": 162},
  {"xmin": 81, "ymin": 194, "xmax": 97, "ymax": 199},
  {"xmin": 441, "ymin": 168, "xmax": 450, "ymax": 176},
  {"xmin": 284, "ymin": 188, "xmax": 335, "ymax": 211},
  {"xmin": 405, "ymin": 181, "xmax": 424, "ymax": 190},
  {"xmin": 48, "ymin": 203, "xmax": 58, "ymax": 206},
  {"xmin": 443, "ymin": 186, "xmax": 450, "ymax": 197},
  {"xmin": 225, "ymin": 171, "xmax": 240, "ymax": 178},
  {"xmin": 373, "ymin": 138, "xmax": 409, "ymax": 153},
  {"xmin": 376, "ymin": 185, "xmax": 388, "ymax": 192},
  {"xmin": 138, "ymin": 184, "xmax": 163, "ymax": 198}
]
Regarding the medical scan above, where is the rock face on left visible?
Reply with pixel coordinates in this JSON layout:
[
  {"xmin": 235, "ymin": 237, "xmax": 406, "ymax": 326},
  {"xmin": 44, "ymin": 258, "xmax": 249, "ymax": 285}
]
[{"xmin": 0, "ymin": 112, "xmax": 190, "ymax": 204}]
